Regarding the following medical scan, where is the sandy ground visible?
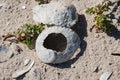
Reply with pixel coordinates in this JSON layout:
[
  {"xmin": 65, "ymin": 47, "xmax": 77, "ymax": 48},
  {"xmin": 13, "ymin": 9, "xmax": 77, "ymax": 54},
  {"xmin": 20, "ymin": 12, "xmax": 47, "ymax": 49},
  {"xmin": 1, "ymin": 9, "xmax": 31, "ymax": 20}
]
[{"xmin": 0, "ymin": 0, "xmax": 120, "ymax": 80}]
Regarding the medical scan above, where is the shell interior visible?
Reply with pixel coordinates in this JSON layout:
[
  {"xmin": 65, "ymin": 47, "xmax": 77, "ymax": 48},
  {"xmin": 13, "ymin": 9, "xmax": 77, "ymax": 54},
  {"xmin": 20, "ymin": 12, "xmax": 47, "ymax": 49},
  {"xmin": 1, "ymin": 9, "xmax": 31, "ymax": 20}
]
[{"xmin": 43, "ymin": 33, "xmax": 67, "ymax": 52}]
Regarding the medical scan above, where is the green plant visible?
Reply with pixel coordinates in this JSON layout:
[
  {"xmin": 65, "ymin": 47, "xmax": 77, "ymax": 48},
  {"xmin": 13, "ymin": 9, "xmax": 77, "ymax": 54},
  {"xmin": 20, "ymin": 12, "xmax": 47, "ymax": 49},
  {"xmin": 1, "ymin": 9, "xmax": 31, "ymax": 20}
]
[
  {"xmin": 35, "ymin": 0, "xmax": 50, "ymax": 3},
  {"xmin": 86, "ymin": 0, "xmax": 114, "ymax": 33},
  {"xmin": 16, "ymin": 23, "xmax": 45, "ymax": 48},
  {"xmin": 35, "ymin": 0, "xmax": 44, "ymax": 2}
]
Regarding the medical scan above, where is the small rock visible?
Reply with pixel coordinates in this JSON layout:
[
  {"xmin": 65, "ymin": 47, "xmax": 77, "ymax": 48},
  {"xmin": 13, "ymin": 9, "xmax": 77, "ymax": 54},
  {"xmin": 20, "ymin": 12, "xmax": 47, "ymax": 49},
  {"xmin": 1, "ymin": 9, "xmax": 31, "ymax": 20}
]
[
  {"xmin": 30, "ymin": 68, "xmax": 37, "ymax": 77},
  {"xmin": 71, "ymin": 64, "xmax": 75, "ymax": 68},
  {"xmin": 29, "ymin": 67, "xmax": 41, "ymax": 80},
  {"xmin": 6, "ymin": 22, "xmax": 10, "ymax": 27},
  {"xmin": 112, "ymin": 19, "xmax": 118, "ymax": 24},
  {"xmin": 24, "ymin": 59, "xmax": 30, "ymax": 66},
  {"xmin": 0, "ymin": 45, "xmax": 8, "ymax": 54},
  {"xmin": 114, "ymin": 14, "xmax": 119, "ymax": 19},
  {"xmin": 0, "ymin": 45, "xmax": 14, "ymax": 62},
  {"xmin": 22, "ymin": 6, "xmax": 26, "ymax": 9},
  {"xmin": 93, "ymin": 66, "xmax": 99, "ymax": 73},
  {"xmin": 100, "ymin": 72, "xmax": 113, "ymax": 80}
]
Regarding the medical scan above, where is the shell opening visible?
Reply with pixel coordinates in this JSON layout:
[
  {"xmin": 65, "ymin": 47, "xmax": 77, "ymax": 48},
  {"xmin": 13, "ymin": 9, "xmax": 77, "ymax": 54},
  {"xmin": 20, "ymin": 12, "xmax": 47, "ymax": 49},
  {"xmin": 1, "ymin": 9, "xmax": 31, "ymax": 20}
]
[{"xmin": 43, "ymin": 33, "xmax": 67, "ymax": 52}]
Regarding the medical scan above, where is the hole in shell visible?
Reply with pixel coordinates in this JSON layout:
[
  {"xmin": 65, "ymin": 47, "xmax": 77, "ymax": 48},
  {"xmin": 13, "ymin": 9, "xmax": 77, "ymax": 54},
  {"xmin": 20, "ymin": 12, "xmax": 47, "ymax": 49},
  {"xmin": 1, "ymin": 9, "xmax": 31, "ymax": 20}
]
[{"xmin": 43, "ymin": 33, "xmax": 67, "ymax": 52}]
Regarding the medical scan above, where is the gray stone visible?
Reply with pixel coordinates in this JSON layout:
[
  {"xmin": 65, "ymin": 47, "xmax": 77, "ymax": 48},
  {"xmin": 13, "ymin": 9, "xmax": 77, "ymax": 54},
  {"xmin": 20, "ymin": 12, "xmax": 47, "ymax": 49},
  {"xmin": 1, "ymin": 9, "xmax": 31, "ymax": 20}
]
[
  {"xmin": 0, "ymin": 45, "xmax": 13, "ymax": 62},
  {"xmin": 0, "ymin": 45, "xmax": 8, "ymax": 54},
  {"xmin": 33, "ymin": 1, "xmax": 78, "ymax": 27},
  {"xmin": 29, "ymin": 67, "xmax": 41, "ymax": 80}
]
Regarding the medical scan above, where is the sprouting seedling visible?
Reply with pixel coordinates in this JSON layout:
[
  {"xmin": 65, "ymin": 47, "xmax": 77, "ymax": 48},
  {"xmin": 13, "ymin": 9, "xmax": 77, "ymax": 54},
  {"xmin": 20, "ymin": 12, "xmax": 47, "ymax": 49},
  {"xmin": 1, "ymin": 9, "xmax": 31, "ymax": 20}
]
[
  {"xmin": 93, "ymin": 14, "xmax": 114, "ymax": 33},
  {"xmin": 16, "ymin": 23, "xmax": 45, "ymax": 48},
  {"xmin": 86, "ymin": 0, "xmax": 114, "ymax": 33},
  {"xmin": 86, "ymin": 0, "xmax": 111, "ymax": 14}
]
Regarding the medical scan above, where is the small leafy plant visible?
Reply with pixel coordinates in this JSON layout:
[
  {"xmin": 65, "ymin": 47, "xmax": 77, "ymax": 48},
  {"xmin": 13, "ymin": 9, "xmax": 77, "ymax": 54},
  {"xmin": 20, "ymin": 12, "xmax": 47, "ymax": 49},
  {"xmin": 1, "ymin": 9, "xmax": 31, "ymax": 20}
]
[
  {"xmin": 86, "ymin": 0, "xmax": 114, "ymax": 33},
  {"xmin": 35, "ymin": 0, "xmax": 50, "ymax": 3},
  {"xmin": 16, "ymin": 23, "xmax": 44, "ymax": 48},
  {"xmin": 35, "ymin": 0, "xmax": 44, "ymax": 2}
]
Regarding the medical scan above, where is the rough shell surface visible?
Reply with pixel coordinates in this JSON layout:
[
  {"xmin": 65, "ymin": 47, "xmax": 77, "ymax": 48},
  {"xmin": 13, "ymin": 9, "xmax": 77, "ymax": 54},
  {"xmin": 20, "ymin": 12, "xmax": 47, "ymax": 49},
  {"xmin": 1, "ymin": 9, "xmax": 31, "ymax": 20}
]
[
  {"xmin": 35, "ymin": 26, "xmax": 80, "ymax": 64},
  {"xmin": 33, "ymin": 1, "xmax": 78, "ymax": 27}
]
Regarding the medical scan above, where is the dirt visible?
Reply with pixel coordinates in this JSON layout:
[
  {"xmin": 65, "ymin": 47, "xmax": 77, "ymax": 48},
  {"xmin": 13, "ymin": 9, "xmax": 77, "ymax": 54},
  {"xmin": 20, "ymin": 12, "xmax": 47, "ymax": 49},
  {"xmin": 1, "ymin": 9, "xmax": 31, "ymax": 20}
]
[{"xmin": 0, "ymin": 0, "xmax": 120, "ymax": 80}]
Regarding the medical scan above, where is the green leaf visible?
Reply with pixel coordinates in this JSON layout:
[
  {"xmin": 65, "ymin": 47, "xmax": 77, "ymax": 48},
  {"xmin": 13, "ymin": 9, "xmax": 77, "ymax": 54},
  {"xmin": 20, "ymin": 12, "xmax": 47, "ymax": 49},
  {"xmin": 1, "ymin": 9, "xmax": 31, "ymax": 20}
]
[
  {"xmin": 86, "ymin": 7, "xmax": 95, "ymax": 14},
  {"xmin": 16, "ymin": 23, "xmax": 44, "ymax": 48}
]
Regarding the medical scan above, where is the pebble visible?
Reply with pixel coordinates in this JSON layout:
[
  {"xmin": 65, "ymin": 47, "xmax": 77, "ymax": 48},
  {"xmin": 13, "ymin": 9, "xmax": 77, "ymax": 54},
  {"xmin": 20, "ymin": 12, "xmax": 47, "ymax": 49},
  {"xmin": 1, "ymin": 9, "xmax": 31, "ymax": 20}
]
[
  {"xmin": 114, "ymin": 14, "xmax": 119, "ymax": 19},
  {"xmin": 22, "ymin": 6, "xmax": 26, "ymax": 9},
  {"xmin": 29, "ymin": 67, "xmax": 41, "ymax": 80},
  {"xmin": 93, "ymin": 66, "xmax": 99, "ymax": 73},
  {"xmin": 6, "ymin": 22, "xmax": 10, "ymax": 27},
  {"xmin": 0, "ymin": 45, "xmax": 14, "ymax": 62},
  {"xmin": 71, "ymin": 64, "xmax": 75, "ymax": 68},
  {"xmin": 30, "ymin": 68, "xmax": 37, "ymax": 77},
  {"xmin": 0, "ymin": 45, "xmax": 8, "ymax": 54},
  {"xmin": 24, "ymin": 59, "xmax": 30, "ymax": 66},
  {"xmin": 112, "ymin": 19, "xmax": 118, "ymax": 24}
]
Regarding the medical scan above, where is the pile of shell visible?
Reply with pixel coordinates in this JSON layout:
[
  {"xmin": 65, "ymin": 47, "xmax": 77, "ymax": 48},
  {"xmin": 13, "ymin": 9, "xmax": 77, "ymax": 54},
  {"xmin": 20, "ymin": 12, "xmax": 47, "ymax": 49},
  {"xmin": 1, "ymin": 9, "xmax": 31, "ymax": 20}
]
[{"xmin": 33, "ymin": 1, "xmax": 80, "ymax": 64}]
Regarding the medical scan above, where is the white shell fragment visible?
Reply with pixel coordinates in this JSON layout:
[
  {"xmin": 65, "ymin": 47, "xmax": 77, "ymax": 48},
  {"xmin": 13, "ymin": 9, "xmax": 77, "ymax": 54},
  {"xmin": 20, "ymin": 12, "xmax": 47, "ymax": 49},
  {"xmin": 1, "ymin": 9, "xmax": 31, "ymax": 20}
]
[
  {"xmin": 36, "ymin": 26, "xmax": 80, "ymax": 64},
  {"xmin": 0, "ymin": 3, "xmax": 6, "ymax": 8},
  {"xmin": 12, "ymin": 60, "xmax": 34, "ymax": 78},
  {"xmin": 100, "ymin": 72, "xmax": 113, "ymax": 80},
  {"xmin": 33, "ymin": 1, "xmax": 78, "ymax": 27},
  {"xmin": 24, "ymin": 59, "xmax": 30, "ymax": 66}
]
